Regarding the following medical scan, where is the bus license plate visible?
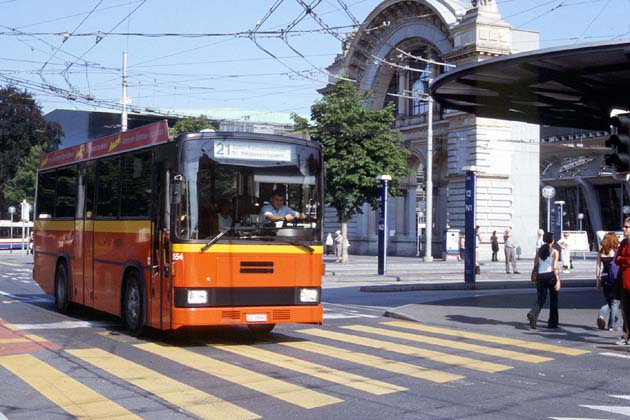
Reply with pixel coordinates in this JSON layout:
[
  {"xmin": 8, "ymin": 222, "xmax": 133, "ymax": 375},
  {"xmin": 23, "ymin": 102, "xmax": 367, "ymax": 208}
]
[{"xmin": 246, "ymin": 314, "xmax": 267, "ymax": 322}]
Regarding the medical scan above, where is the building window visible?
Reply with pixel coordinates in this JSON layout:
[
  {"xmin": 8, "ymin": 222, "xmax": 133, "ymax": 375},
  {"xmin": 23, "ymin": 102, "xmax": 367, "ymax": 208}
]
[{"xmin": 410, "ymin": 63, "xmax": 430, "ymax": 116}]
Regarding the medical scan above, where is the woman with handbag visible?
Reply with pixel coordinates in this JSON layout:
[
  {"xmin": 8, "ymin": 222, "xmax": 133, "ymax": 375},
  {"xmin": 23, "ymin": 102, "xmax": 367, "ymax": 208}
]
[
  {"xmin": 595, "ymin": 232, "xmax": 620, "ymax": 330},
  {"xmin": 527, "ymin": 232, "xmax": 561, "ymax": 329}
]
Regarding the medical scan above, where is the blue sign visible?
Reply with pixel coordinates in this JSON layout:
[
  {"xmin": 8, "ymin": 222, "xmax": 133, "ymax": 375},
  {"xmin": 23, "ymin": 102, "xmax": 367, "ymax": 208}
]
[{"xmin": 464, "ymin": 172, "xmax": 476, "ymax": 283}]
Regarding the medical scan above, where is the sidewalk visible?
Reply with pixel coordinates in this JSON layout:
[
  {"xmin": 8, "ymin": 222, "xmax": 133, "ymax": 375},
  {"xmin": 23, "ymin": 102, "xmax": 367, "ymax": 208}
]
[{"xmin": 323, "ymin": 253, "xmax": 598, "ymax": 291}]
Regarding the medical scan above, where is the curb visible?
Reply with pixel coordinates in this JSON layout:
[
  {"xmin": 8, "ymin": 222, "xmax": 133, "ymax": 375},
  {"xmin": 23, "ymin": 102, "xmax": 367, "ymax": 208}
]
[{"xmin": 360, "ymin": 279, "xmax": 596, "ymax": 292}]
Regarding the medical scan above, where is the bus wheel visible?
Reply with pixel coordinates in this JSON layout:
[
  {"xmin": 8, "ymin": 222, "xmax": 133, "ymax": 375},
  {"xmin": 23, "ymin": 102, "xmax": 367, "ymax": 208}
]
[
  {"xmin": 123, "ymin": 272, "xmax": 144, "ymax": 336},
  {"xmin": 247, "ymin": 323, "xmax": 275, "ymax": 336},
  {"xmin": 54, "ymin": 261, "xmax": 70, "ymax": 314}
]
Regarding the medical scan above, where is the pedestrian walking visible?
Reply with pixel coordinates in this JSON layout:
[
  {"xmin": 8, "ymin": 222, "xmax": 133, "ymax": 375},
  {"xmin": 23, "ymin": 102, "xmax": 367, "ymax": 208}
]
[
  {"xmin": 557, "ymin": 232, "xmax": 571, "ymax": 273},
  {"xmin": 595, "ymin": 232, "xmax": 620, "ymax": 330},
  {"xmin": 613, "ymin": 218, "xmax": 630, "ymax": 345},
  {"xmin": 527, "ymin": 232, "xmax": 561, "ymax": 329},
  {"xmin": 325, "ymin": 232, "xmax": 334, "ymax": 255},
  {"xmin": 504, "ymin": 227, "xmax": 519, "ymax": 274},
  {"xmin": 458, "ymin": 233, "xmax": 465, "ymax": 261},
  {"xmin": 490, "ymin": 230, "xmax": 499, "ymax": 262}
]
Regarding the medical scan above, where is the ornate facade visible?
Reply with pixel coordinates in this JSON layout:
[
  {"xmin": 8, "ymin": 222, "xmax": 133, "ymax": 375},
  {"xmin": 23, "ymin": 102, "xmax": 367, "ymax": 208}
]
[{"xmin": 322, "ymin": 0, "xmax": 541, "ymax": 258}]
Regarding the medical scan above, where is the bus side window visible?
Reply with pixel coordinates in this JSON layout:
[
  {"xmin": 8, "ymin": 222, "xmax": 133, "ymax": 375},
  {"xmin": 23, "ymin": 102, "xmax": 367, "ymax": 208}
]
[
  {"xmin": 55, "ymin": 166, "xmax": 77, "ymax": 219},
  {"xmin": 96, "ymin": 157, "xmax": 121, "ymax": 218},
  {"xmin": 37, "ymin": 171, "xmax": 57, "ymax": 219}
]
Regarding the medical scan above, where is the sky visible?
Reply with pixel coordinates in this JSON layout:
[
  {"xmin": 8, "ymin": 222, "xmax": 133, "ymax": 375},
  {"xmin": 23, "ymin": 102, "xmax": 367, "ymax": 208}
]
[{"xmin": 1, "ymin": 0, "xmax": 629, "ymax": 124}]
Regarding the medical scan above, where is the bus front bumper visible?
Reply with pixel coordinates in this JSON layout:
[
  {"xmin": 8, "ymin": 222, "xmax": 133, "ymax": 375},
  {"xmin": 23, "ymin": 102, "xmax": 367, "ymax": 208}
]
[{"xmin": 170, "ymin": 304, "xmax": 323, "ymax": 330}]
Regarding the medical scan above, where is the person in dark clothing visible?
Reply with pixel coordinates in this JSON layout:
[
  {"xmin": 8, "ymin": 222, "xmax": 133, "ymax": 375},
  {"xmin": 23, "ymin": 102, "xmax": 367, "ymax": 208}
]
[
  {"xmin": 490, "ymin": 230, "xmax": 499, "ymax": 262},
  {"xmin": 613, "ymin": 218, "xmax": 630, "ymax": 345},
  {"xmin": 527, "ymin": 232, "xmax": 561, "ymax": 329}
]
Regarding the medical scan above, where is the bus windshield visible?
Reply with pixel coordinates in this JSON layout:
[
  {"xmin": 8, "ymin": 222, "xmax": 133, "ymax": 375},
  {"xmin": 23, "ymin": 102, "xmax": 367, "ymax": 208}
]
[{"xmin": 177, "ymin": 137, "xmax": 322, "ymax": 243}]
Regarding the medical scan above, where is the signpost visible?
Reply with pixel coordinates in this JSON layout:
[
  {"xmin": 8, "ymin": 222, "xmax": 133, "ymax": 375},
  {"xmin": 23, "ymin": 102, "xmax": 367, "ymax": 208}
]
[
  {"xmin": 377, "ymin": 175, "xmax": 391, "ymax": 275},
  {"xmin": 464, "ymin": 169, "xmax": 476, "ymax": 283}
]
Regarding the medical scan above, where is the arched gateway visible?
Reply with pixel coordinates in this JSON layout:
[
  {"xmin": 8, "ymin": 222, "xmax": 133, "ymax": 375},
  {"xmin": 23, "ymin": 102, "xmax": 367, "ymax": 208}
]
[{"xmin": 322, "ymin": 0, "xmax": 542, "ymax": 259}]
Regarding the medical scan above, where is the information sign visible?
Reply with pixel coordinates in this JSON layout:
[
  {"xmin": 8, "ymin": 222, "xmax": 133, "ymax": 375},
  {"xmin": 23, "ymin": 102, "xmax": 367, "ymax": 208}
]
[{"xmin": 214, "ymin": 140, "xmax": 292, "ymax": 162}]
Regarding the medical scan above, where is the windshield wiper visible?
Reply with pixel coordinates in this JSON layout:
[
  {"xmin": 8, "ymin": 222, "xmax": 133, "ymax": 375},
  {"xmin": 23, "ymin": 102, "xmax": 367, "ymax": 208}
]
[
  {"xmin": 271, "ymin": 237, "xmax": 314, "ymax": 253},
  {"xmin": 200, "ymin": 229, "xmax": 229, "ymax": 252}
]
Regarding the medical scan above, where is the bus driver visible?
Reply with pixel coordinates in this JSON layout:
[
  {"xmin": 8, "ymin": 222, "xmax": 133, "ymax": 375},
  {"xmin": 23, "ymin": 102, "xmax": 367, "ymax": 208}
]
[{"xmin": 261, "ymin": 189, "xmax": 307, "ymax": 225}]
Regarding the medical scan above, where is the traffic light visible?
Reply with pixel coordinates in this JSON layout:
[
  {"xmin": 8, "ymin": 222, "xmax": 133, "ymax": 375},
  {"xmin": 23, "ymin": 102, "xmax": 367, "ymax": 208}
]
[{"xmin": 605, "ymin": 113, "xmax": 630, "ymax": 173}]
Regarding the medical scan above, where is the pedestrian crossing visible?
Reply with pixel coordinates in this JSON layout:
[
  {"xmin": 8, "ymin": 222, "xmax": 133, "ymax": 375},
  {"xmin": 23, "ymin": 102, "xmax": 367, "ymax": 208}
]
[{"xmin": 0, "ymin": 319, "xmax": 591, "ymax": 419}]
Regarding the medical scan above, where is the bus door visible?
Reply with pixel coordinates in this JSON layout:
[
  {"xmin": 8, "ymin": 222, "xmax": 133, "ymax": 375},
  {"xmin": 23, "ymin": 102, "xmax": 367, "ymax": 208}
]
[
  {"xmin": 149, "ymin": 166, "xmax": 171, "ymax": 329},
  {"xmin": 73, "ymin": 163, "xmax": 95, "ymax": 306}
]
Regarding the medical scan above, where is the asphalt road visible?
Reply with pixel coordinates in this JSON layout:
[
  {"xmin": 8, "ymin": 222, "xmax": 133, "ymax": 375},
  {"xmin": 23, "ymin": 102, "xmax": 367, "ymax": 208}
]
[{"xmin": 1, "ymin": 253, "xmax": 629, "ymax": 420}]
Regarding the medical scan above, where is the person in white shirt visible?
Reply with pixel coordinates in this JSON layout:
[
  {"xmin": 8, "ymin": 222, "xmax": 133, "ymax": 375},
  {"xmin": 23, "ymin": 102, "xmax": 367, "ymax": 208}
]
[
  {"xmin": 260, "ymin": 189, "xmax": 307, "ymax": 225},
  {"xmin": 557, "ymin": 232, "xmax": 571, "ymax": 273}
]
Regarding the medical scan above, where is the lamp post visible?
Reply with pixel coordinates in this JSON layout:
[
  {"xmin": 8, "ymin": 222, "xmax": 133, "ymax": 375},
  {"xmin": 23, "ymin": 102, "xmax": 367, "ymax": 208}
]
[
  {"xmin": 577, "ymin": 213, "xmax": 584, "ymax": 231},
  {"xmin": 423, "ymin": 81, "xmax": 434, "ymax": 263},
  {"xmin": 8, "ymin": 206, "xmax": 15, "ymax": 253},
  {"xmin": 376, "ymin": 175, "xmax": 391, "ymax": 275},
  {"xmin": 542, "ymin": 186, "xmax": 556, "ymax": 232},
  {"xmin": 554, "ymin": 200, "xmax": 566, "ymax": 236}
]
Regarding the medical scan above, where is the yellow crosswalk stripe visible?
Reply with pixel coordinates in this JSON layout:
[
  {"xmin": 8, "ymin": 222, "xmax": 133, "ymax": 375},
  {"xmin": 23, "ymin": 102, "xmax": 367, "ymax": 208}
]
[
  {"xmin": 0, "ymin": 353, "xmax": 140, "ymax": 419},
  {"xmin": 382, "ymin": 321, "xmax": 590, "ymax": 356},
  {"xmin": 136, "ymin": 342, "xmax": 342, "ymax": 409},
  {"xmin": 297, "ymin": 328, "xmax": 511, "ymax": 373},
  {"xmin": 343, "ymin": 325, "xmax": 553, "ymax": 364},
  {"xmin": 281, "ymin": 341, "xmax": 465, "ymax": 383},
  {"xmin": 67, "ymin": 348, "xmax": 260, "ymax": 420},
  {"xmin": 214, "ymin": 344, "xmax": 406, "ymax": 395},
  {"xmin": 0, "ymin": 262, "xmax": 20, "ymax": 267}
]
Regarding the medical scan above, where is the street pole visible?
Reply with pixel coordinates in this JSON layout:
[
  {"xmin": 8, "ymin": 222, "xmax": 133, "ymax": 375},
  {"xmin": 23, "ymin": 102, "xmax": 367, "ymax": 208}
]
[
  {"xmin": 424, "ymin": 81, "xmax": 433, "ymax": 262},
  {"xmin": 8, "ymin": 206, "xmax": 15, "ymax": 253},
  {"xmin": 542, "ymin": 186, "xmax": 556, "ymax": 233},
  {"xmin": 377, "ymin": 175, "xmax": 391, "ymax": 275},
  {"xmin": 121, "ymin": 51, "xmax": 129, "ymax": 132}
]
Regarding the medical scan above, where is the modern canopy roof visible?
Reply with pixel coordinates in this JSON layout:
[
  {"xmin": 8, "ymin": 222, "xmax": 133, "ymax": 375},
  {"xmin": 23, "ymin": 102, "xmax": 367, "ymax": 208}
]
[{"xmin": 429, "ymin": 40, "xmax": 630, "ymax": 130}]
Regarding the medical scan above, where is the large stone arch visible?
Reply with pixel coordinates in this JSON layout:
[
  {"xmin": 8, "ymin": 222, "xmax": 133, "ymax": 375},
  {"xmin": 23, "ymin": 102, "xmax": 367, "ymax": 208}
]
[{"xmin": 328, "ymin": 0, "xmax": 465, "ymax": 99}]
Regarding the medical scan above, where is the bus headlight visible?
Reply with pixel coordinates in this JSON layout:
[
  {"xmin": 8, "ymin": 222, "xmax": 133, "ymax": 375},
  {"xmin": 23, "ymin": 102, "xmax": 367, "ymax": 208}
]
[
  {"xmin": 299, "ymin": 288, "xmax": 319, "ymax": 303},
  {"xmin": 187, "ymin": 289, "xmax": 208, "ymax": 305}
]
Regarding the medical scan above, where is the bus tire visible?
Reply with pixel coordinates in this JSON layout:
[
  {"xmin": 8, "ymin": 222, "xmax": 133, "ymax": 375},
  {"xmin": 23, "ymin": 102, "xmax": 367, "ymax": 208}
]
[
  {"xmin": 123, "ymin": 271, "xmax": 144, "ymax": 336},
  {"xmin": 247, "ymin": 323, "xmax": 275, "ymax": 335},
  {"xmin": 54, "ymin": 261, "xmax": 71, "ymax": 314}
]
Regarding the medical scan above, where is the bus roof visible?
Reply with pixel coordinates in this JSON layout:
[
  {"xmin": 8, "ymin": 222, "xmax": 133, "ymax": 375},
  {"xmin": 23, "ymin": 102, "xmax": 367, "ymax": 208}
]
[{"xmin": 38, "ymin": 120, "xmax": 169, "ymax": 171}]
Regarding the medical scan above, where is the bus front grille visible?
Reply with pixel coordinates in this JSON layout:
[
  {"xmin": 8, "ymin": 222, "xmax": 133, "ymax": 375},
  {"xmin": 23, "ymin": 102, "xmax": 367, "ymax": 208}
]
[{"xmin": 240, "ymin": 261, "xmax": 274, "ymax": 274}]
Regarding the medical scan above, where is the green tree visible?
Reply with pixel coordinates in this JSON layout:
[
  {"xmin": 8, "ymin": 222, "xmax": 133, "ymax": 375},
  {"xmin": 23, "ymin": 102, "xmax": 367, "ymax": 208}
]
[
  {"xmin": 0, "ymin": 86, "xmax": 61, "ymax": 214},
  {"xmin": 4, "ymin": 144, "xmax": 45, "ymax": 209},
  {"xmin": 170, "ymin": 115, "xmax": 216, "ymax": 135},
  {"xmin": 301, "ymin": 80, "xmax": 410, "ymax": 263}
]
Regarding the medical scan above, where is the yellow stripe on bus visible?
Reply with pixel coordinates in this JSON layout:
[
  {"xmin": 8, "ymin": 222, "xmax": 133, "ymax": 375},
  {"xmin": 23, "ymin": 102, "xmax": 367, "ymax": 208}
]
[
  {"xmin": 172, "ymin": 243, "xmax": 323, "ymax": 254},
  {"xmin": 67, "ymin": 348, "xmax": 260, "ymax": 420},
  {"xmin": 136, "ymin": 342, "xmax": 342, "ymax": 409},
  {"xmin": 0, "ymin": 353, "xmax": 140, "ymax": 419},
  {"xmin": 213, "ymin": 344, "xmax": 406, "ymax": 395},
  {"xmin": 36, "ymin": 220, "xmax": 152, "ymax": 234},
  {"xmin": 297, "ymin": 328, "xmax": 511, "ymax": 373},
  {"xmin": 281, "ymin": 341, "xmax": 464, "ymax": 383},
  {"xmin": 382, "ymin": 321, "xmax": 590, "ymax": 356}
]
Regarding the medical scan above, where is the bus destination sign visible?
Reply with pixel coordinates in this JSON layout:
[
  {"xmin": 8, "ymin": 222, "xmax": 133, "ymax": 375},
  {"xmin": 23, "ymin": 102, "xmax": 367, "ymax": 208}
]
[{"xmin": 214, "ymin": 140, "xmax": 293, "ymax": 162}]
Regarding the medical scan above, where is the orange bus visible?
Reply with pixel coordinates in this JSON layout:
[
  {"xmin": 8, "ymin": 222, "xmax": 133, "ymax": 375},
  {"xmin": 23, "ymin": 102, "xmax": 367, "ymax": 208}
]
[{"xmin": 33, "ymin": 121, "xmax": 324, "ymax": 334}]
